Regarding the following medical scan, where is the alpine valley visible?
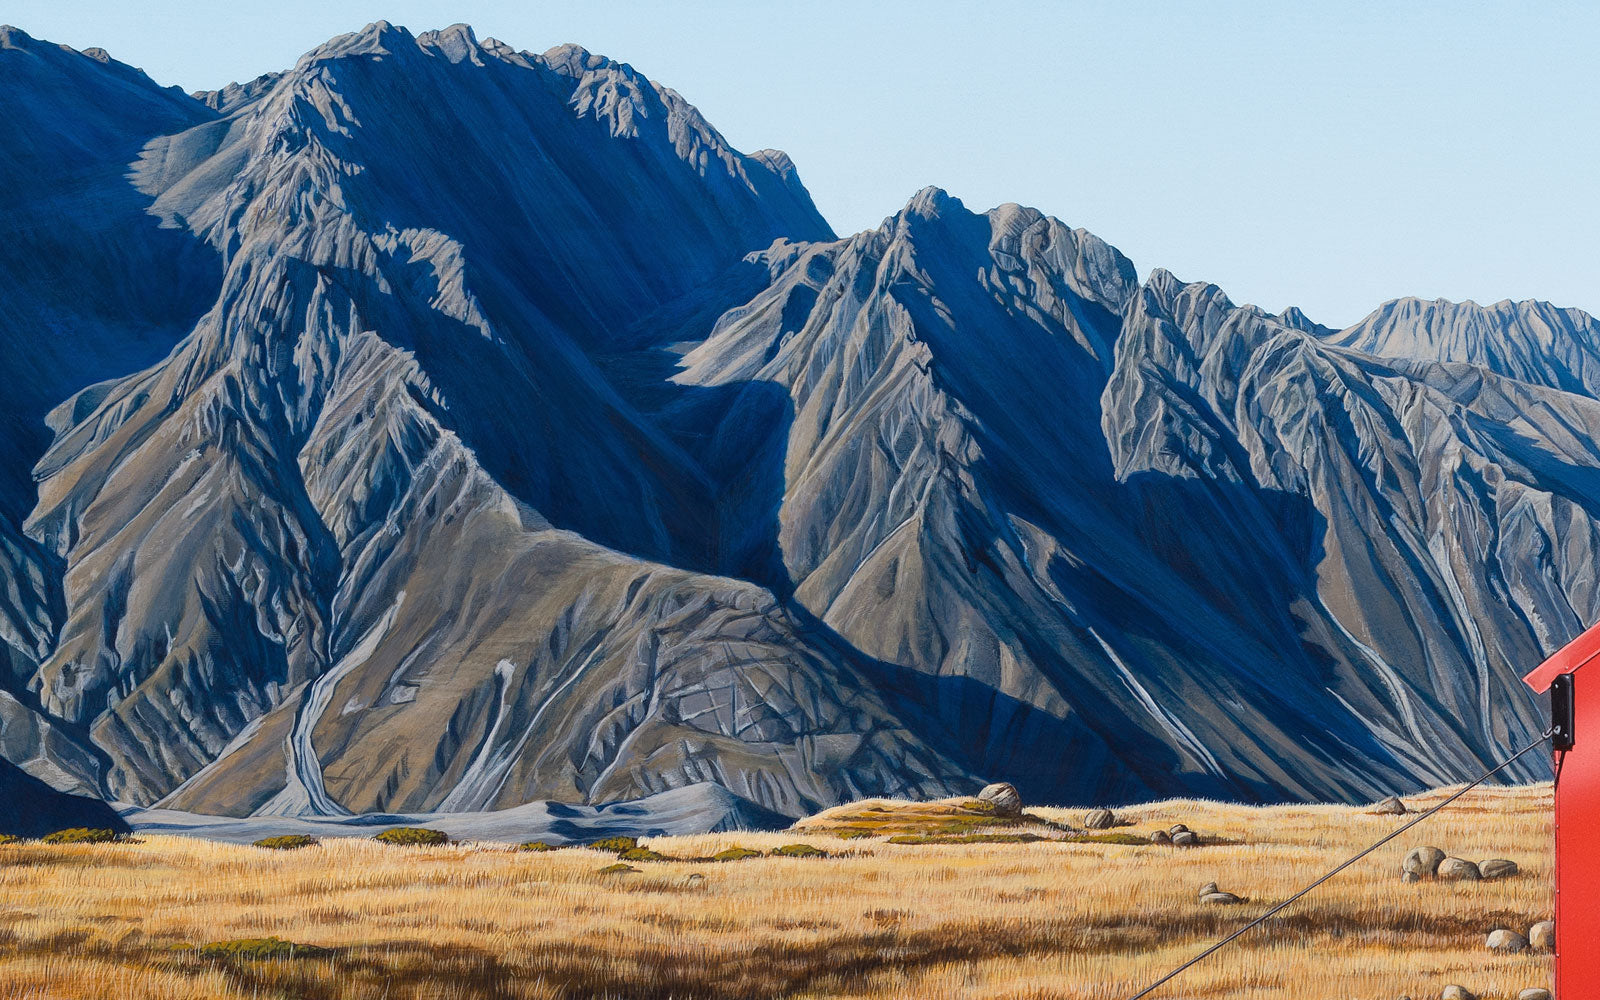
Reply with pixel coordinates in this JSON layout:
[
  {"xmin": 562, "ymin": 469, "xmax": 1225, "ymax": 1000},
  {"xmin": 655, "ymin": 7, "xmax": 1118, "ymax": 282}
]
[{"xmin": 1, "ymin": 21, "xmax": 1591, "ymax": 835}]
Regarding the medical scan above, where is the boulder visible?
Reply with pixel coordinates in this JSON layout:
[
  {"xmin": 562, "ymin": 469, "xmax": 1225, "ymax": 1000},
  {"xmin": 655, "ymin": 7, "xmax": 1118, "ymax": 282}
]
[
  {"xmin": 1478, "ymin": 858, "xmax": 1518, "ymax": 880},
  {"xmin": 1528, "ymin": 920, "xmax": 1554, "ymax": 950},
  {"xmin": 1440, "ymin": 987, "xmax": 1476, "ymax": 1000},
  {"xmin": 1150, "ymin": 830, "xmax": 1172, "ymax": 845},
  {"xmin": 1437, "ymin": 857, "xmax": 1481, "ymax": 881},
  {"xmin": 1200, "ymin": 891, "xmax": 1243, "ymax": 905},
  {"xmin": 1169, "ymin": 824, "xmax": 1190, "ymax": 835},
  {"xmin": 1401, "ymin": 870, "xmax": 1421, "ymax": 884},
  {"xmin": 1083, "ymin": 808, "xmax": 1115, "ymax": 830},
  {"xmin": 1371, "ymin": 795, "xmax": 1407, "ymax": 815},
  {"xmin": 1486, "ymin": 928, "xmax": 1528, "ymax": 952},
  {"xmin": 1197, "ymin": 881, "xmax": 1218, "ymax": 898},
  {"xmin": 1172, "ymin": 831, "xmax": 1199, "ymax": 847},
  {"xmin": 1403, "ymin": 846, "xmax": 1446, "ymax": 877},
  {"xmin": 1517, "ymin": 990, "xmax": 1552, "ymax": 1000},
  {"xmin": 977, "ymin": 782, "xmax": 1022, "ymax": 818}
]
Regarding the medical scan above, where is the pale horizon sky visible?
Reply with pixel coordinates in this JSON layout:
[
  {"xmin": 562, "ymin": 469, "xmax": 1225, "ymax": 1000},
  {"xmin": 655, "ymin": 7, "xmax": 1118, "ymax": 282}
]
[{"xmin": 8, "ymin": 1, "xmax": 1597, "ymax": 327}]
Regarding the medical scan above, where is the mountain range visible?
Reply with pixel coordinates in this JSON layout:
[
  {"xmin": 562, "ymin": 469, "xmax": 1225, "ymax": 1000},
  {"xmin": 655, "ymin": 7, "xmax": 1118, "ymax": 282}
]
[{"xmin": 0, "ymin": 21, "xmax": 1589, "ymax": 831}]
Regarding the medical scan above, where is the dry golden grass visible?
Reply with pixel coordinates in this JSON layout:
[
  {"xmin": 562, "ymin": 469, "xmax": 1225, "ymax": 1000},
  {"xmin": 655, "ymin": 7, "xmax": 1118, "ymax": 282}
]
[{"xmin": 0, "ymin": 784, "xmax": 1553, "ymax": 1000}]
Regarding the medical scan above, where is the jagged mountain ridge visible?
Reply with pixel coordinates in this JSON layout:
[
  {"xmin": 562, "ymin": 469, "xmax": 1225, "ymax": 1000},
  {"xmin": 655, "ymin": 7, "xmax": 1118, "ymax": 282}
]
[{"xmin": 0, "ymin": 21, "xmax": 1589, "ymax": 825}]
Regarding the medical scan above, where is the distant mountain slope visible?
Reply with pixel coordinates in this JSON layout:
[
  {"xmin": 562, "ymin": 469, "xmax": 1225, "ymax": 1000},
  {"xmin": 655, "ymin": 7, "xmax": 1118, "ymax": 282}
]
[{"xmin": 0, "ymin": 21, "xmax": 1589, "ymax": 826}]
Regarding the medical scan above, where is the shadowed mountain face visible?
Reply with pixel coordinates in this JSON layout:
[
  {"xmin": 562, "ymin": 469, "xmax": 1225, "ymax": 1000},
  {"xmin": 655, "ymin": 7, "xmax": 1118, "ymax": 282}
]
[{"xmin": 0, "ymin": 21, "xmax": 1588, "ymax": 826}]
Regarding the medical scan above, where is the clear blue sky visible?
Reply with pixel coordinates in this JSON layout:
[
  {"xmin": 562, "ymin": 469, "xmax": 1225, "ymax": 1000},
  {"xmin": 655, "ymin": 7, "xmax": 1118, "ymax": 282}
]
[{"xmin": 10, "ymin": 1, "xmax": 1597, "ymax": 327}]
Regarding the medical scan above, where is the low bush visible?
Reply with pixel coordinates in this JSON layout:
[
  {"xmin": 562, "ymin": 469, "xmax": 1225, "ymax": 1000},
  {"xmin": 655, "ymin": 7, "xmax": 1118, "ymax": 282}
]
[
  {"xmin": 252, "ymin": 835, "xmax": 316, "ymax": 850},
  {"xmin": 887, "ymin": 833, "xmax": 1043, "ymax": 845},
  {"xmin": 41, "ymin": 828, "xmax": 120, "ymax": 844},
  {"xmin": 1070, "ymin": 832, "xmax": 1149, "ymax": 846},
  {"xmin": 597, "ymin": 862, "xmax": 639, "ymax": 874},
  {"xmin": 0, "ymin": 834, "xmax": 22, "ymax": 846},
  {"xmin": 373, "ymin": 827, "xmax": 449, "ymax": 847},
  {"xmin": 198, "ymin": 937, "xmax": 328, "ymax": 960},
  {"xmin": 771, "ymin": 843, "xmax": 827, "ymax": 858},
  {"xmin": 518, "ymin": 841, "xmax": 560, "ymax": 852},
  {"xmin": 619, "ymin": 847, "xmax": 670, "ymax": 862},
  {"xmin": 588, "ymin": 836, "xmax": 638, "ymax": 853},
  {"xmin": 710, "ymin": 847, "xmax": 762, "ymax": 862}
]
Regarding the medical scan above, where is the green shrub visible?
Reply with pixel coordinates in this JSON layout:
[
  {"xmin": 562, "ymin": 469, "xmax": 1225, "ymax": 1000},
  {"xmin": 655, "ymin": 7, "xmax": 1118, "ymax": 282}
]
[
  {"xmin": 42, "ymin": 827, "xmax": 120, "ymax": 844},
  {"xmin": 597, "ymin": 862, "xmax": 639, "ymax": 874},
  {"xmin": 1070, "ymin": 832, "xmax": 1149, "ymax": 846},
  {"xmin": 887, "ymin": 833, "xmax": 1043, "ymax": 845},
  {"xmin": 252, "ymin": 834, "xmax": 316, "ymax": 851},
  {"xmin": 373, "ymin": 827, "xmax": 449, "ymax": 847},
  {"xmin": 198, "ymin": 937, "xmax": 328, "ymax": 960},
  {"xmin": 838, "ymin": 830, "xmax": 876, "ymax": 840},
  {"xmin": 0, "ymin": 833, "xmax": 22, "ymax": 846},
  {"xmin": 771, "ymin": 843, "xmax": 827, "ymax": 858},
  {"xmin": 588, "ymin": 835, "xmax": 638, "ymax": 853},
  {"xmin": 710, "ymin": 847, "xmax": 763, "ymax": 862},
  {"xmin": 518, "ymin": 841, "xmax": 560, "ymax": 852},
  {"xmin": 619, "ymin": 847, "xmax": 670, "ymax": 862}
]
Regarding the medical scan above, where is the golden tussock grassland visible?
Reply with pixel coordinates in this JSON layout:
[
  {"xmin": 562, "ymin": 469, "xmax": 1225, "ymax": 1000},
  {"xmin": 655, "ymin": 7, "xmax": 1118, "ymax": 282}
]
[{"xmin": 0, "ymin": 784, "xmax": 1552, "ymax": 1000}]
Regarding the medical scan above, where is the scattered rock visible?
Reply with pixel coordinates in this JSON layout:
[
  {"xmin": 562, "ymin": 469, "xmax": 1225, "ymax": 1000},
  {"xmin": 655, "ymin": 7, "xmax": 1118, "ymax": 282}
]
[
  {"xmin": 1150, "ymin": 830, "xmax": 1172, "ymax": 845},
  {"xmin": 1169, "ymin": 824, "xmax": 1190, "ymax": 835},
  {"xmin": 1197, "ymin": 881, "xmax": 1218, "ymax": 898},
  {"xmin": 1437, "ymin": 857, "xmax": 1481, "ymax": 881},
  {"xmin": 1371, "ymin": 795, "xmax": 1407, "ymax": 815},
  {"xmin": 1083, "ymin": 808, "xmax": 1116, "ymax": 830},
  {"xmin": 1486, "ymin": 928, "xmax": 1528, "ymax": 952},
  {"xmin": 1171, "ymin": 831, "xmax": 1199, "ymax": 847},
  {"xmin": 1528, "ymin": 920, "xmax": 1554, "ymax": 950},
  {"xmin": 1440, "ymin": 987, "xmax": 1476, "ymax": 1000},
  {"xmin": 1200, "ymin": 891, "xmax": 1243, "ymax": 905},
  {"xmin": 1518, "ymin": 989, "xmax": 1552, "ymax": 1000},
  {"xmin": 1479, "ymin": 858, "xmax": 1519, "ymax": 880},
  {"xmin": 1404, "ymin": 846, "xmax": 1446, "ymax": 877},
  {"xmin": 977, "ymin": 782, "xmax": 1022, "ymax": 818},
  {"xmin": 1401, "ymin": 870, "xmax": 1421, "ymax": 883}
]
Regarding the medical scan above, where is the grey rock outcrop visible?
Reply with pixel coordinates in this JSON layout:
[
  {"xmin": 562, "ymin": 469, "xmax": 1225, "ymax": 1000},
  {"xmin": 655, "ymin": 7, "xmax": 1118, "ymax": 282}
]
[{"xmin": 1371, "ymin": 795, "xmax": 1407, "ymax": 815}]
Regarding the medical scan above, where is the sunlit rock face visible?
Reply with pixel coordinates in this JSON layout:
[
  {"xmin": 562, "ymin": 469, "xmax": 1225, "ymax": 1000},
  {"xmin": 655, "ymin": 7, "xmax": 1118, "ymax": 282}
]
[{"xmin": 0, "ymin": 21, "xmax": 1588, "ymax": 826}]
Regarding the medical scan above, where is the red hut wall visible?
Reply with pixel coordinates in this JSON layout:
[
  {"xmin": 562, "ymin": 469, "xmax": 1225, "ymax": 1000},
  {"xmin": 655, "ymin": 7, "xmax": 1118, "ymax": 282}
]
[{"xmin": 1557, "ymin": 673, "xmax": 1600, "ymax": 994}]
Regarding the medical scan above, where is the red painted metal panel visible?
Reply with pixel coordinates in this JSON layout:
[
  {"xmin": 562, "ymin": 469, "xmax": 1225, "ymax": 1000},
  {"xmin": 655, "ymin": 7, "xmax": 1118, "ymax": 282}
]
[
  {"xmin": 1557, "ymin": 673, "xmax": 1600, "ymax": 995},
  {"xmin": 1524, "ymin": 618, "xmax": 1600, "ymax": 692}
]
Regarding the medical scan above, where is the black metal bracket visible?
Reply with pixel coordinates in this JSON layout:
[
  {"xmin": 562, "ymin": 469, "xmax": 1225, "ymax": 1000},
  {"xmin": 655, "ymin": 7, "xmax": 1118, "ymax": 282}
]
[{"xmin": 1552, "ymin": 672, "xmax": 1576, "ymax": 751}]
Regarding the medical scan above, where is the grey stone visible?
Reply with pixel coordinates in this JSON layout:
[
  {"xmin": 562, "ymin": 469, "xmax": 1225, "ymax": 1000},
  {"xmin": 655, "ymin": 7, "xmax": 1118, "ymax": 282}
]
[
  {"xmin": 1401, "ymin": 870, "xmax": 1421, "ymax": 883},
  {"xmin": 1172, "ymin": 831, "xmax": 1200, "ymax": 847},
  {"xmin": 1528, "ymin": 920, "xmax": 1554, "ymax": 950},
  {"xmin": 1486, "ymin": 928, "xmax": 1527, "ymax": 952},
  {"xmin": 1478, "ymin": 858, "xmax": 1519, "ymax": 879},
  {"xmin": 977, "ymin": 782, "xmax": 1022, "ymax": 818},
  {"xmin": 1150, "ymin": 830, "xmax": 1172, "ymax": 844},
  {"xmin": 1440, "ymin": 987, "xmax": 1476, "ymax": 1000},
  {"xmin": 1200, "ymin": 891, "xmax": 1243, "ymax": 905},
  {"xmin": 1404, "ymin": 846, "xmax": 1446, "ymax": 877},
  {"xmin": 1083, "ymin": 808, "xmax": 1116, "ymax": 830},
  {"xmin": 1517, "ymin": 989, "xmax": 1552, "ymax": 1000},
  {"xmin": 1437, "ymin": 857, "xmax": 1481, "ymax": 881},
  {"xmin": 1197, "ymin": 881, "xmax": 1218, "ymax": 897},
  {"xmin": 1371, "ymin": 795, "xmax": 1407, "ymax": 815}
]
